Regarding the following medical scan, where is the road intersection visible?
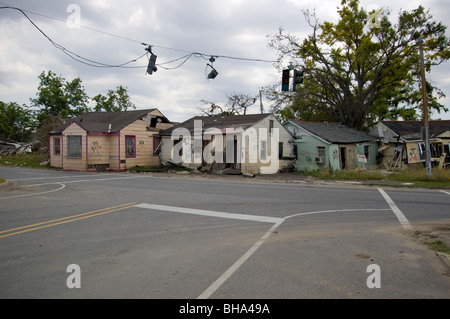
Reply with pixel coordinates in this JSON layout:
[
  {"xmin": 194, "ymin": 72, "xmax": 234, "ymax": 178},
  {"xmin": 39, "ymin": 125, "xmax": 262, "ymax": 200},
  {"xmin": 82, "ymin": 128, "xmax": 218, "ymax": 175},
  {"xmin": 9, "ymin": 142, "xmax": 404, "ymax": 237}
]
[{"xmin": 0, "ymin": 166, "xmax": 449, "ymax": 299}]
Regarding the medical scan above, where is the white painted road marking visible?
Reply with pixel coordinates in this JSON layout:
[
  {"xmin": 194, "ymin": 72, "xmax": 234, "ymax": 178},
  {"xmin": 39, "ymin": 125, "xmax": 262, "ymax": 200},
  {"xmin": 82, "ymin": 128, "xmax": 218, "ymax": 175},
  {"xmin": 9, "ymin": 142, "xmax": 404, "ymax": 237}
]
[
  {"xmin": 137, "ymin": 203, "xmax": 283, "ymax": 224},
  {"xmin": 20, "ymin": 176, "xmax": 143, "ymax": 188},
  {"xmin": 0, "ymin": 183, "xmax": 66, "ymax": 200},
  {"xmin": 198, "ymin": 219, "xmax": 284, "ymax": 299},
  {"xmin": 0, "ymin": 176, "xmax": 142, "ymax": 200},
  {"xmin": 138, "ymin": 203, "xmax": 396, "ymax": 299},
  {"xmin": 378, "ymin": 188, "xmax": 413, "ymax": 230}
]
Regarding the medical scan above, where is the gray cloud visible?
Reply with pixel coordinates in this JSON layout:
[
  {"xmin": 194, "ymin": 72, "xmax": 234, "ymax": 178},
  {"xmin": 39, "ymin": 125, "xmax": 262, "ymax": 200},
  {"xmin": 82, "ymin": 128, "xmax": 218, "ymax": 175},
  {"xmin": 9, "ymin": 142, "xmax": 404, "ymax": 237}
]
[{"xmin": 0, "ymin": 0, "xmax": 448, "ymax": 122}]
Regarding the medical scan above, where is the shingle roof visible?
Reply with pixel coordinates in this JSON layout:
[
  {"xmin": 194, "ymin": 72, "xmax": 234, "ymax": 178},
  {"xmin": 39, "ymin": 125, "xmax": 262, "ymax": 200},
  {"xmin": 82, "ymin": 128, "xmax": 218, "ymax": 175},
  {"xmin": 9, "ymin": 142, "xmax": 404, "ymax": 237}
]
[
  {"xmin": 160, "ymin": 113, "xmax": 272, "ymax": 136},
  {"xmin": 288, "ymin": 120, "xmax": 376, "ymax": 144},
  {"xmin": 51, "ymin": 109, "xmax": 168, "ymax": 134},
  {"xmin": 381, "ymin": 120, "xmax": 450, "ymax": 140}
]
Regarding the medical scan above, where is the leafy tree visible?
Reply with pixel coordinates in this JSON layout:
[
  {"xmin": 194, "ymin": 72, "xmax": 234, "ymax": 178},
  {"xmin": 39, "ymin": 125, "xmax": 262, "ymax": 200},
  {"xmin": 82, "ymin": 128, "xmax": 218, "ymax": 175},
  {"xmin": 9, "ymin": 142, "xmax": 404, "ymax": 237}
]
[
  {"xmin": 267, "ymin": 0, "xmax": 450, "ymax": 129},
  {"xmin": 0, "ymin": 101, "xmax": 34, "ymax": 142},
  {"xmin": 92, "ymin": 85, "xmax": 136, "ymax": 112},
  {"xmin": 30, "ymin": 71, "xmax": 89, "ymax": 126}
]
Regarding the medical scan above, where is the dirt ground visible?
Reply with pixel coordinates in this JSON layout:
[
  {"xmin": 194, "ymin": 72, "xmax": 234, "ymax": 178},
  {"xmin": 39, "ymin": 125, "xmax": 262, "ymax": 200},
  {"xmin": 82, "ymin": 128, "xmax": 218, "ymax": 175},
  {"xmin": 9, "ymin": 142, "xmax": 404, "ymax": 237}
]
[{"xmin": 409, "ymin": 224, "xmax": 450, "ymax": 275}]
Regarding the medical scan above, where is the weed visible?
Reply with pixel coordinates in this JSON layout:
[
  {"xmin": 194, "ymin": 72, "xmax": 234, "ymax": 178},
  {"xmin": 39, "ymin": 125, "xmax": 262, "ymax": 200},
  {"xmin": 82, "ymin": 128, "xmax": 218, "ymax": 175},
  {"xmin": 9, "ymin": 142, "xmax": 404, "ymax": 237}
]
[
  {"xmin": 0, "ymin": 153, "xmax": 50, "ymax": 168},
  {"xmin": 426, "ymin": 240, "xmax": 450, "ymax": 254}
]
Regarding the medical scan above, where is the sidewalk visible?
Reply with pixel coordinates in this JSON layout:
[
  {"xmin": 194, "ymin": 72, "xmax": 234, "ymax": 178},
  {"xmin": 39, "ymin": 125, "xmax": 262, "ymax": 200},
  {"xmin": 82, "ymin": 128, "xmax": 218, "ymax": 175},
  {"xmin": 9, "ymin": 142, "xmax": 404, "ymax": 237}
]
[{"xmin": 140, "ymin": 170, "xmax": 448, "ymax": 188}]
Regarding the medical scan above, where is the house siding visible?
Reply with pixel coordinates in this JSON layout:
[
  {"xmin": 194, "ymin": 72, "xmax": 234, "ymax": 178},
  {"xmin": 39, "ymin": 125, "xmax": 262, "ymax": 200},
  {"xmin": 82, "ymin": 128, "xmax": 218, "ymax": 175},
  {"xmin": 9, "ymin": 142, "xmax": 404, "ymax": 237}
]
[
  {"xmin": 118, "ymin": 120, "xmax": 161, "ymax": 170},
  {"xmin": 293, "ymin": 136, "xmax": 329, "ymax": 171},
  {"xmin": 62, "ymin": 123, "xmax": 87, "ymax": 171},
  {"xmin": 86, "ymin": 134, "xmax": 110, "ymax": 170},
  {"xmin": 49, "ymin": 135, "xmax": 63, "ymax": 168}
]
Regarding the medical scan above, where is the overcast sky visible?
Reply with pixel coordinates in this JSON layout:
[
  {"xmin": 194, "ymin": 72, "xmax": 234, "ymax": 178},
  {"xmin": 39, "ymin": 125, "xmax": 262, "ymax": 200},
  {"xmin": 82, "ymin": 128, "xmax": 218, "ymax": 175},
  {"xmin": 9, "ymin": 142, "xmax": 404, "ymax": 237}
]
[{"xmin": 0, "ymin": 0, "xmax": 449, "ymax": 123}]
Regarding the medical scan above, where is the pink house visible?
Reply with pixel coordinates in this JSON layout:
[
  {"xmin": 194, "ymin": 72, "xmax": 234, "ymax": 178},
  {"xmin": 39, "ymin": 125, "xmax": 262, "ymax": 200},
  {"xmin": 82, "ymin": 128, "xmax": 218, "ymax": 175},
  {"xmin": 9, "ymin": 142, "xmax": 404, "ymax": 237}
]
[{"xmin": 49, "ymin": 109, "xmax": 172, "ymax": 171}]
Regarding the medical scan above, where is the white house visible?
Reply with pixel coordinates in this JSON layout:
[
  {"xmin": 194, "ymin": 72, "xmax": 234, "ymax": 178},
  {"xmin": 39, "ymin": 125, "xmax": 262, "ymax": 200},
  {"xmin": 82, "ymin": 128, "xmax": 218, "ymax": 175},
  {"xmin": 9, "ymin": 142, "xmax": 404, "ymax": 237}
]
[{"xmin": 159, "ymin": 113, "xmax": 295, "ymax": 175}]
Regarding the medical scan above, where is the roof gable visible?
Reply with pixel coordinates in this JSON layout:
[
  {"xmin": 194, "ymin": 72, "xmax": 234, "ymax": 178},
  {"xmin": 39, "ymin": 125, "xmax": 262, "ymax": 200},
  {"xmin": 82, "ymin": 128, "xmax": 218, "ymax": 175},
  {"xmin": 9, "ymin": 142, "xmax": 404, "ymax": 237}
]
[
  {"xmin": 380, "ymin": 120, "xmax": 450, "ymax": 140},
  {"xmin": 160, "ymin": 113, "xmax": 273, "ymax": 135},
  {"xmin": 51, "ymin": 109, "xmax": 170, "ymax": 134},
  {"xmin": 287, "ymin": 120, "xmax": 376, "ymax": 144}
]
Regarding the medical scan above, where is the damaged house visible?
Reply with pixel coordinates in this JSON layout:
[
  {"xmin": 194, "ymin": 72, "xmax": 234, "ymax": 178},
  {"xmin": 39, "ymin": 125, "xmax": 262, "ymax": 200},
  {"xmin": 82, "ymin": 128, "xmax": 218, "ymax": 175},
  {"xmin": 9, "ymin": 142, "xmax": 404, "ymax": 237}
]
[
  {"xmin": 49, "ymin": 109, "xmax": 172, "ymax": 171},
  {"xmin": 284, "ymin": 120, "xmax": 378, "ymax": 171},
  {"xmin": 370, "ymin": 120, "xmax": 450, "ymax": 169},
  {"xmin": 159, "ymin": 113, "xmax": 295, "ymax": 175}
]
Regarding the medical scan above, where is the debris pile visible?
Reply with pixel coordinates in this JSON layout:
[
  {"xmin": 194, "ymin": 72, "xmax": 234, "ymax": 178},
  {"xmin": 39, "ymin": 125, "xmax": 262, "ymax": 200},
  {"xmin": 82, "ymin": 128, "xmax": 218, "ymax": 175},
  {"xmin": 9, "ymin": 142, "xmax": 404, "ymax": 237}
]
[{"xmin": 0, "ymin": 141, "xmax": 32, "ymax": 155}]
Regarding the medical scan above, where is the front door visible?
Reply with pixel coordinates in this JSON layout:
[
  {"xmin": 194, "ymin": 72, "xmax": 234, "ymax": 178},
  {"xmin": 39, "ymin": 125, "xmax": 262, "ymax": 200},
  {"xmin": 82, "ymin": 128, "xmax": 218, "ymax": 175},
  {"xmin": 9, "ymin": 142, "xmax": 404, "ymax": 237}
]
[{"xmin": 340, "ymin": 147, "xmax": 346, "ymax": 170}]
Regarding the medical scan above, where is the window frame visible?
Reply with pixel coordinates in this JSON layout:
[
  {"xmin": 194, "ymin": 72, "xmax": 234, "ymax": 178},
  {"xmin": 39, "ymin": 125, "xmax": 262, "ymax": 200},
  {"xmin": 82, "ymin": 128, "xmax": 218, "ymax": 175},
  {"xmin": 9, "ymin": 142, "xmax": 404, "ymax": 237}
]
[
  {"xmin": 125, "ymin": 135, "xmax": 136, "ymax": 158},
  {"xmin": 278, "ymin": 142, "xmax": 283, "ymax": 160},
  {"xmin": 67, "ymin": 135, "xmax": 82, "ymax": 159},
  {"xmin": 54, "ymin": 137, "xmax": 61, "ymax": 156},
  {"xmin": 317, "ymin": 146, "xmax": 326, "ymax": 158}
]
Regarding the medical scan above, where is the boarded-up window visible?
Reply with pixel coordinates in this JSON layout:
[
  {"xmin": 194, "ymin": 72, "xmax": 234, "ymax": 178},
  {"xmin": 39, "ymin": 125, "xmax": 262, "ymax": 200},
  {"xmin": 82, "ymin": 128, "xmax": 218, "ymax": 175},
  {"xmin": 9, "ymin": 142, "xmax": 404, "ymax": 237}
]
[
  {"xmin": 67, "ymin": 135, "xmax": 82, "ymax": 158},
  {"xmin": 54, "ymin": 137, "xmax": 61, "ymax": 156},
  {"xmin": 153, "ymin": 136, "xmax": 161, "ymax": 157},
  {"xmin": 126, "ymin": 136, "xmax": 136, "ymax": 158}
]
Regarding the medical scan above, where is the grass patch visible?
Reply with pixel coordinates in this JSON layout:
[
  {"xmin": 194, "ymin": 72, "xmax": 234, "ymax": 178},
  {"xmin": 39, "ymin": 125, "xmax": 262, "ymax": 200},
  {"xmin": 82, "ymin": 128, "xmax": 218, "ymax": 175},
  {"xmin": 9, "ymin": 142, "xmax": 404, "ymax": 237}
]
[
  {"xmin": 312, "ymin": 169, "xmax": 387, "ymax": 181},
  {"xmin": 0, "ymin": 178, "xmax": 5, "ymax": 184},
  {"xmin": 390, "ymin": 167, "xmax": 449, "ymax": 183},
  {"xmin": 0, "ymin": 153, "xmax": 50, "ymax": 168},
  {"xmin": 426, "ymin": 240, "xmax": 450, "ymax": 254},
  {"xmin": 298, "ymin": 166, "xmax": 450, "ymax": 188}
]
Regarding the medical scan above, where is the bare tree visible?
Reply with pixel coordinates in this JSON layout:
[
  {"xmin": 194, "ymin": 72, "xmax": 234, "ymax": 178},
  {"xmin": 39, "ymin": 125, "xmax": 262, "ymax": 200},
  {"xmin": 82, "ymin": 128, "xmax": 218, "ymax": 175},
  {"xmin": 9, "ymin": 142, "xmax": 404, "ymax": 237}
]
[
  {"xmin": 225, "ymin": 93, "xmax": 257, "ymax": 115},
  {"xmin": 197, "ymin": 93, "xmax": 257, "ymax": 116}
]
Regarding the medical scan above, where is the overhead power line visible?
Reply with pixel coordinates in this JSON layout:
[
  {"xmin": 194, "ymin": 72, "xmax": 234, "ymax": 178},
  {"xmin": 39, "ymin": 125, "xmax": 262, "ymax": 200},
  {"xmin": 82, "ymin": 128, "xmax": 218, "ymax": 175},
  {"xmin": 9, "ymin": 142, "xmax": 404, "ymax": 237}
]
[
  {"xmin": 0, "ymin": 6, "xmax": 148, "ymax": 68},
  {"xmin": 0, "ymin": 5, "xmax": 277, "ymax": 72}
]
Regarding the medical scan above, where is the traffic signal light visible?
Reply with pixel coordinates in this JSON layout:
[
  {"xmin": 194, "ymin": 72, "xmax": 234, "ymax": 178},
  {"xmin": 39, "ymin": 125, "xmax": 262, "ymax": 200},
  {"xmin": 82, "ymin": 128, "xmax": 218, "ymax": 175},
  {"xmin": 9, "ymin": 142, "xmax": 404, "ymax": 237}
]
[
  {"xmin": 207, "ymin": 63, "xmax": 219, "ymax": 79},
  {"xmin": 293, "ymin": 69, "xmax": 303, "ymax": 91},
  {"xmin": 146, "ymin": 53, "xmax": 158, "ymax": 75},
  {"xmin": 282, "ymin": 69, "xmax": 290, "ymax": 92}
]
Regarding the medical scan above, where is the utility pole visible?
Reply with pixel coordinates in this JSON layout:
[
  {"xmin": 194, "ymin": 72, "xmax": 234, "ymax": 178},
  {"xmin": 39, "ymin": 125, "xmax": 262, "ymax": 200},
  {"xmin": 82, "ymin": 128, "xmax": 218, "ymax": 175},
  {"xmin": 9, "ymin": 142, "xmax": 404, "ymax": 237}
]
[
  {"xmin": 259, "ymin": 89, "xmax": 264, "ymax": 114},
  {"xmin": 418, "ymin": 36, "xmax": 432, "ymax": 177}
]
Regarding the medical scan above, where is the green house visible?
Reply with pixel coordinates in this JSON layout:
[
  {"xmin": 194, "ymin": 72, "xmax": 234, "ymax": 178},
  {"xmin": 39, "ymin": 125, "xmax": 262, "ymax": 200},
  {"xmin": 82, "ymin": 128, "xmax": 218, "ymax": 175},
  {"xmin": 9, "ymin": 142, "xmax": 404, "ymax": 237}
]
[{"xmin": 283, "ymin": 120, "xmax": 378, "ymax": 171}]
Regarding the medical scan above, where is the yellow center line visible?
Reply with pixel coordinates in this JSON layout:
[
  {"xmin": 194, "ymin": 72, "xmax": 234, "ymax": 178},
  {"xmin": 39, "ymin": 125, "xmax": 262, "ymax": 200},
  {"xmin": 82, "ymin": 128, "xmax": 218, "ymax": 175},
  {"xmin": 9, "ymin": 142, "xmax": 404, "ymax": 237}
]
[{"xmin": 0, "ymin": 202, "xmax": 140, "ymax": 239}]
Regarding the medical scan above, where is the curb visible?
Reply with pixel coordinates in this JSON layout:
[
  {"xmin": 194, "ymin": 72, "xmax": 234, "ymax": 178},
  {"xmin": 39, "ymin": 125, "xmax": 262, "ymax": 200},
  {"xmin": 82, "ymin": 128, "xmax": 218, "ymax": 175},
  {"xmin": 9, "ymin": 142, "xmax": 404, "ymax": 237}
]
[
  {"xmin": 0, "ymin": 179, "xmax": 9, "ymax": 188},
  {"xmin": 436, "ymin": 252, "xmax": 450, "ymax": 269}
]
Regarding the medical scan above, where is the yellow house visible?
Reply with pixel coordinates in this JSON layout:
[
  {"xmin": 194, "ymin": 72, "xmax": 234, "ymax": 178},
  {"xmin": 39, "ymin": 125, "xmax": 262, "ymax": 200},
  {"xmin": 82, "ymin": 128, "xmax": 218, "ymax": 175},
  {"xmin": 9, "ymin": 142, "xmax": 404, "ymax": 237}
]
[
  {"xmin": 370, "ymin": 120, "xmax": 450, "ymax": 169},
  {"xmin": 49, "ymin": 109, "xmax": 172, "ymax": 171}
]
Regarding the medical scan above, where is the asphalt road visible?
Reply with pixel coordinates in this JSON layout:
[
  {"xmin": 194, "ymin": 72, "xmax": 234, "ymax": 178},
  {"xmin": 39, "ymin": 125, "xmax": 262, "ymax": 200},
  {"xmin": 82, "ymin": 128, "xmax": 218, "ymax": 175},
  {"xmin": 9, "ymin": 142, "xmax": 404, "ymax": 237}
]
[{"xmin": 0, "ymin": 166, "xmax": 449, "ymax": 299}]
